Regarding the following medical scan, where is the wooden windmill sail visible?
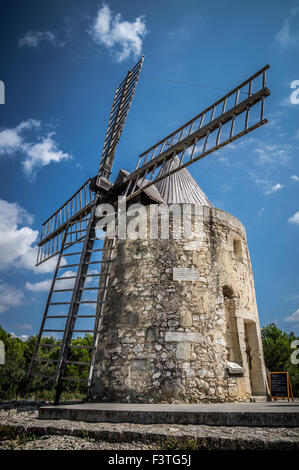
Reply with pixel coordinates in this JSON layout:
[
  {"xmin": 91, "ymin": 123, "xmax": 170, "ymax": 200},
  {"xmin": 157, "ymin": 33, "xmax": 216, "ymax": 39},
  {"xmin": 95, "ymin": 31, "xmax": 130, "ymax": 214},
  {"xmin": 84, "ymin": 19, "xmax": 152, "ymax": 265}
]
[{"xmin": 28, "ymin": 58, "xmax": 270, "ymax": 404}]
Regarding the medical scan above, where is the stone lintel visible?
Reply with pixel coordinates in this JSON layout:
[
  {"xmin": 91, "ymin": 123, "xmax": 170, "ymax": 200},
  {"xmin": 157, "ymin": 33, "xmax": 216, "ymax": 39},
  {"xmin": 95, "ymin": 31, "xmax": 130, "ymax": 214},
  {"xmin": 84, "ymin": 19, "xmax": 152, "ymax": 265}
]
[
  {"xmin": 173, "ymin": 267, "xmax": 201, "ymax": 281},
  {"xmin": 165, "ymin": 331, "xmax": 203, "ymax": 343}
]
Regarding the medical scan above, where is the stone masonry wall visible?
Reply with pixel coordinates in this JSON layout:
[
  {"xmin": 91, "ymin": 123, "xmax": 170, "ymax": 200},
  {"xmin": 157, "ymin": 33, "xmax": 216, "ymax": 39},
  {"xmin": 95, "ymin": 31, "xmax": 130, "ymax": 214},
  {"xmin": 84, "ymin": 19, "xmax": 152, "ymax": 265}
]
[{"xmin": 89, "ymin": 204, "xmax": 267, "ymax": 403}]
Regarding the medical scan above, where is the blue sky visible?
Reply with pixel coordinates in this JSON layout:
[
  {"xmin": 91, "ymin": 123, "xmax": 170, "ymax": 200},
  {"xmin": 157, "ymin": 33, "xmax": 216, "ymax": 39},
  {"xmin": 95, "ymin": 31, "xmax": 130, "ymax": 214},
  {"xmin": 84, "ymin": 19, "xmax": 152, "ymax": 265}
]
[{"xmin": 0, "ymin": 0, "xmax": 299, "ymax": 338}]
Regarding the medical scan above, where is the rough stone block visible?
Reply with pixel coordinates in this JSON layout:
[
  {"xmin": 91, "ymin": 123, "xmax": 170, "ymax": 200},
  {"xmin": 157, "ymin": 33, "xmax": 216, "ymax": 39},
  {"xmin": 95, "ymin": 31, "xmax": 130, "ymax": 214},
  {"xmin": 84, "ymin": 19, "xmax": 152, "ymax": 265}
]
[
  {"xmin": 145, "ymin": 326, "xmax": 158, "ymax": 343},
  {"xmin": 130, "ymin": 358, "xmax": 149, "ymax": 374},
  {"xmin": 120, "ymin": 312, "xmax": 139, "ymax": 328},
  {"xmin": 180, "ymin": 311, "xmax": 192, "ymax": 327},
  {"xmin": 183, "ymin": 240, "xmax": 203, "ymax": 251},
  {"xmin": 176, "ymin": 342, "xmax": 191, "ymax": 360},
  {"xmin": 165, "ymin": 331, "xmax": 203, "ymax": 343},
  {"xmin": 173, "ymin": 267, "xmax": 201, "ymax": 281}
]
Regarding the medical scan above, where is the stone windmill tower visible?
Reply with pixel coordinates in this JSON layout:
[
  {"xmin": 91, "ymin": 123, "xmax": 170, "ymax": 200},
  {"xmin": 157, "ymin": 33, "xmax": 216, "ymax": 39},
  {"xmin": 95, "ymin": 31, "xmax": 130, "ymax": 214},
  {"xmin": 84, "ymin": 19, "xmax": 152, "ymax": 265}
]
[{"xmin": 28, "ymin": 58, "xmax": 270, "ymax": 404}]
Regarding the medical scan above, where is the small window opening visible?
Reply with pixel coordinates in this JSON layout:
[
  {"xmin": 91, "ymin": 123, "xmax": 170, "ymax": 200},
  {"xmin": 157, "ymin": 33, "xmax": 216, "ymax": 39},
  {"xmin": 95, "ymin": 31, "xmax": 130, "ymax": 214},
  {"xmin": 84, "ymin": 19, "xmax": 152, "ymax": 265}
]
[
  {"xmin": 223, "ymin": 285, "xmax": 234, "ymax": 299},
  {"xmin": 233, "ymin": 239, "xmax": 242, "ymax": 258}
]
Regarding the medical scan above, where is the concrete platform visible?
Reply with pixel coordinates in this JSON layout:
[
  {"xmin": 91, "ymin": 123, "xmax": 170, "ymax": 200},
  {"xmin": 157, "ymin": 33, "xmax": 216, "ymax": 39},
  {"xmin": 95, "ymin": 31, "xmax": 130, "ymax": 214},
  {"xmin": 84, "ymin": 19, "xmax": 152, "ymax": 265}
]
[{"xmin": 38, "ymin": 401, "xmax": 299, "ymax": 427}]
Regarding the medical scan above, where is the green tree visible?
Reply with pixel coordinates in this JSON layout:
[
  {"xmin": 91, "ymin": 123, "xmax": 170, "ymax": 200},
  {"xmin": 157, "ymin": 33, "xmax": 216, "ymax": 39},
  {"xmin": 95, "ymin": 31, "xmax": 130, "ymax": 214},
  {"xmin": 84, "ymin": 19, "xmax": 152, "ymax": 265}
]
[
  {"xmin": 0, "ymin": 326, "xmax": 26, "ymax": 399},
  {"xmin": 0, "ymin": 325, "xmax": 91, "ymax": 401}
]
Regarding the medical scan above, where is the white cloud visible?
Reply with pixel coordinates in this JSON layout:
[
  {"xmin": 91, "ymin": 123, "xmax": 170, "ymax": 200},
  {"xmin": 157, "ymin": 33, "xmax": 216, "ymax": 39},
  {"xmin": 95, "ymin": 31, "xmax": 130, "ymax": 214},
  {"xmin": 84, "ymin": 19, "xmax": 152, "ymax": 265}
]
[
  {"xmin": 55, "ymin": 270, "xmax": 77, "ymax": 289},
  {"xmin": 16, "ymin": 323, "xmax": 33, "ymax": 331},
  {"xmin": 266, "ymin": 183, "xmax": 284, "ymax": 195},
  {"xmin": 254, "ymin": 177, "xmax": 285, "ymax": 196},
  {"xmin": 255, "ymin": 144, "xmax": 290, "ymax": 166},
  {"xmin": 250, "ymin": 143, "xmax": 293, "ymax": 192},
  {"xmin": 23, "ymin": 132, "xmax": 71, "ymax": 176},
  {"xmin": 291, "ymin": 174, "xmax": 299, "ymax": 181},
  {"xmin": 279, "ymin": 94, "xmax": 298, "ymax": 109},
  {"xmin": 91, "ymin": 4, "xmax": 148, "ymax": 62},
  {"xmin": 288, "ymin": 211, "xmax": 299, "ymax": 225},
  {"xmin": 10, "ymin": 332, "xmax": 29, "ymax": 341},
  {"xmin": 284, "ymin": 308, "xmax": 299, "ymax": 323},
  {"xmin": 0, "ymin": 280, "xmax": 25, "ymax": 313},
  {"xmin": 18, "ymin": 31, "xmax": 57, "ymax": 48},
  {"xmin": 0, "ymin": 198, "xmax": 58, "ymax": 274},
  {"xmin": 25, "ymin": 279, "xmax": 52, "ymax": 292},
  {"xmin": 17, "ymin": 246, "xmax": 60, "ymax": 274},
  {"xmin": 0, "ymin": 120, "xmax": 71, "ymax": 177},
  {"xmin": 275, "ymin": 3, "xmax": 299, "ymax": 50},
  {"xmin": 0, "ymin": 199, "xmax": 38, "ymax": 270},
  {"xmin": 0, "ymin": 119, "xmax": 40, "ymax": 155},
  {"xmin": 0, "ymin": 199, "xmax": 73, "ymax": 312},
  {"xmin": 266, "ymin": 110, "xmax": 285, "ymax": 128},
  {"xmin": 25, "ymin": 269, "xmax": 77, "ymax": 292},
  {"xmin": 0, "ymin": 129, "xmax": 22, "ymax": 154},
  {"xmin": 254, "ymin": 178, "xmax": 267, "ymax": 185}
]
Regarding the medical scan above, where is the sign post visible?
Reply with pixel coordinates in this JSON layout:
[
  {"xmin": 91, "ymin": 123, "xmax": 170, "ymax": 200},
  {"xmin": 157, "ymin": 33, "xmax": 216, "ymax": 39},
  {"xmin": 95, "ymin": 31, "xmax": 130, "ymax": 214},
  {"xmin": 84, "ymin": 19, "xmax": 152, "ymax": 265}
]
[{"xmin": 269, "ymin": 372, "xmax": 294, "ymax": 401}]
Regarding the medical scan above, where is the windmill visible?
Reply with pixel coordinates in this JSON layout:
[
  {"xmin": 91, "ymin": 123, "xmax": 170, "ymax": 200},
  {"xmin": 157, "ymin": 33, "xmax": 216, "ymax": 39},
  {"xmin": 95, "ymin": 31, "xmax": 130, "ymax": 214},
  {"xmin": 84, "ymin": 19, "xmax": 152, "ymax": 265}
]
[{"xmin": 28, "ymin": 58, "xmax": 270, "ymax": 405}]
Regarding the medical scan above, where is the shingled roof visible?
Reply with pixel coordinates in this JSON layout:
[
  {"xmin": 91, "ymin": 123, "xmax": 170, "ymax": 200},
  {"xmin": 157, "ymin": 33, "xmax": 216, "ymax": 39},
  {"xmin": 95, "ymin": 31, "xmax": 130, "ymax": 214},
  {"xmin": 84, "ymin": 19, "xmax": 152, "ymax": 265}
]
[
  {"xmin": 117, "ymin": 156, "xmax": 212, "ymax": 207},
  {"xmin": 117, "ymin": 169, "xmax": 166, "ymax": 204},
  {"xmin": 154, "ymin": 156, "xmax": 213, "ymax": 207}
]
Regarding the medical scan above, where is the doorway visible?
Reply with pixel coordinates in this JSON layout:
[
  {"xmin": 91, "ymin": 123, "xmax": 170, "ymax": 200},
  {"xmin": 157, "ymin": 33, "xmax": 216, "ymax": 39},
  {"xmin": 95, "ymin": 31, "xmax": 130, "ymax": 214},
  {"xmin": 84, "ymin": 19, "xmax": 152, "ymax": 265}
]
[{"xmin": 244, "ymin": 320, "xmax": 265, "ymax": 396}]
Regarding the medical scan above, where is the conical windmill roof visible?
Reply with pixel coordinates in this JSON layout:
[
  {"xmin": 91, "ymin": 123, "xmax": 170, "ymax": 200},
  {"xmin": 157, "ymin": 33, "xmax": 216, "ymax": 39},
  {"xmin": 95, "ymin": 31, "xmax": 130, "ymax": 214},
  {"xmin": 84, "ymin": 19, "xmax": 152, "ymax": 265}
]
[
  {"xmin": 116, "ymin": 169, "xmax": 166, "ymax": 204},
  {"xmin": 154, "ymin": 156, "xmax": 213, "ymax": 207}
]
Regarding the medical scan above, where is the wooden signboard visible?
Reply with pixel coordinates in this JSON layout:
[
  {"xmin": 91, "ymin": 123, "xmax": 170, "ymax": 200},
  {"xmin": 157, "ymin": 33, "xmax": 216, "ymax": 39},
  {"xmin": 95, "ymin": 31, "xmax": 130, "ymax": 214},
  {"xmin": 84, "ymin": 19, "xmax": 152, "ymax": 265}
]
[{"xmin": 269, "ymin": 372, "xmax": 294, "ymax": 401}]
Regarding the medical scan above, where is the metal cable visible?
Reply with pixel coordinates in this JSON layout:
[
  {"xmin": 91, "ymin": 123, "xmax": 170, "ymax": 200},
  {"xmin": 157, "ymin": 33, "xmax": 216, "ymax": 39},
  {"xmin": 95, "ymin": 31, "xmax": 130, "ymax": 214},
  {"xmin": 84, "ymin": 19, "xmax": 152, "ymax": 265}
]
[{"xmin": 143, "ymin": 76, "xmax": 248, "ymax": 94}]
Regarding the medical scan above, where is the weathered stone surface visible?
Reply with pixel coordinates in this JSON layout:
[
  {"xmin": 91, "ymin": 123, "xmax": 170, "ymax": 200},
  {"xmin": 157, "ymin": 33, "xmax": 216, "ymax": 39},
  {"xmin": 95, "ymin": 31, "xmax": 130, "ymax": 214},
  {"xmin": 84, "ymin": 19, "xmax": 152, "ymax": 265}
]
[
  {"xmin": 165, "ymin": 332, "xmax": 203, "ymax": 343},
  {"xmin": 130, "ymin": 358, "xmax": 149, "ymax": 373},
  {"xmin": 145, "ymin": 326, "xmax": 158, "ymax": 343},
  {"xmin": 89, "ymin": 204, "xmax": 267, "ymax": 403},
  {"xmin": 176, "ymin": 343, "xmax": 191, "ymax": 360},
  {"xmin": 173, "ymin": 267, "xmax": 201, "ymax": 281},
  {"xmin": 180, "ymin": 310, "xmax": 192, "ymax": 327}
]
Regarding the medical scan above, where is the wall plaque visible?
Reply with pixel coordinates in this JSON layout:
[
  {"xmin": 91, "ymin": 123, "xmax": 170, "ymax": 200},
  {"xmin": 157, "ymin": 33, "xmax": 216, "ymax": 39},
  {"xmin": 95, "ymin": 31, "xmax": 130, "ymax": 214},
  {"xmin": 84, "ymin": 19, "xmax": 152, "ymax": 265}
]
[{"xmin": 173, "ymin": 267, "xmax": 201, "ymax": 281}]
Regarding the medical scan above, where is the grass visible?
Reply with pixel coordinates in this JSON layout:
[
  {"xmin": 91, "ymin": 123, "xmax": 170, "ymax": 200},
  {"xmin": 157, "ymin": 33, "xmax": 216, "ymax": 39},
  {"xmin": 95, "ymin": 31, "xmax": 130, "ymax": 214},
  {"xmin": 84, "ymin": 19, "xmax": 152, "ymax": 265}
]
[
  {"xmin": 160, "ymin": 437, "xmax": 201, "ymax": 450},
  {"xmin": 0, "ymin": 391, "xmax": 86, "ymax": 403}
]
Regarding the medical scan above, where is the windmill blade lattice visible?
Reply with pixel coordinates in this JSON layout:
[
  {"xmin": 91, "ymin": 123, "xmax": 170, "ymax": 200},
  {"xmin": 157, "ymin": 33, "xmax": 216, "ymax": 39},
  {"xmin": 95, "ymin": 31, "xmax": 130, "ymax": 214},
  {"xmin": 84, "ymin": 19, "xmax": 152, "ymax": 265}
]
[
  {"xmin": 36, "ymin": 56, "xmax": 144, "ymax": 266},
  {"xmin": 36, "ymin": 178, "xmax": 93, "ymax": 265},
  {"xmin": 120, "ymin": 65, "xmax": 270, "ymax": 202},
  {"xmin": 97, "ymin": 55, "xmax": 144, "ymax": 181}
]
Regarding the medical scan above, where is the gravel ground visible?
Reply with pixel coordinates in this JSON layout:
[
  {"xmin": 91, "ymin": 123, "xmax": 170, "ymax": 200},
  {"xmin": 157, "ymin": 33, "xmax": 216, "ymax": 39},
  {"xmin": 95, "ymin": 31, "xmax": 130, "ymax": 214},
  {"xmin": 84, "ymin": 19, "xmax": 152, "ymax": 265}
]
[
  {"xmin": 0, "ymin": 435, "xmax": 157, "ymax": 450},
  {"xmin": 0, "ymin": 402, "xmax": 157, "ymax": 450},
  {"xmin": 0, "ymin": 401, "xmax": 299, "ymax": 450}
]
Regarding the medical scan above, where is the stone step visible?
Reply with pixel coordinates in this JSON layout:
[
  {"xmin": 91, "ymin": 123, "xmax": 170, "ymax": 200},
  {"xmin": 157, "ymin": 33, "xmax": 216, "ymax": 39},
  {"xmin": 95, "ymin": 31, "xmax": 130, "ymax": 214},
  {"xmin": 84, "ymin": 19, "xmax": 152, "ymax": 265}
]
[
  {"xmin": 2, "ymin": 418, "xmax": 299, "ymax": 450},
  {"xmin": 38, "ymin": 401, "xmax": 299, "ymax": 427},
  {"xmin": 250, "ymin": 396, "xmax": 268, "ymax": 403}
]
